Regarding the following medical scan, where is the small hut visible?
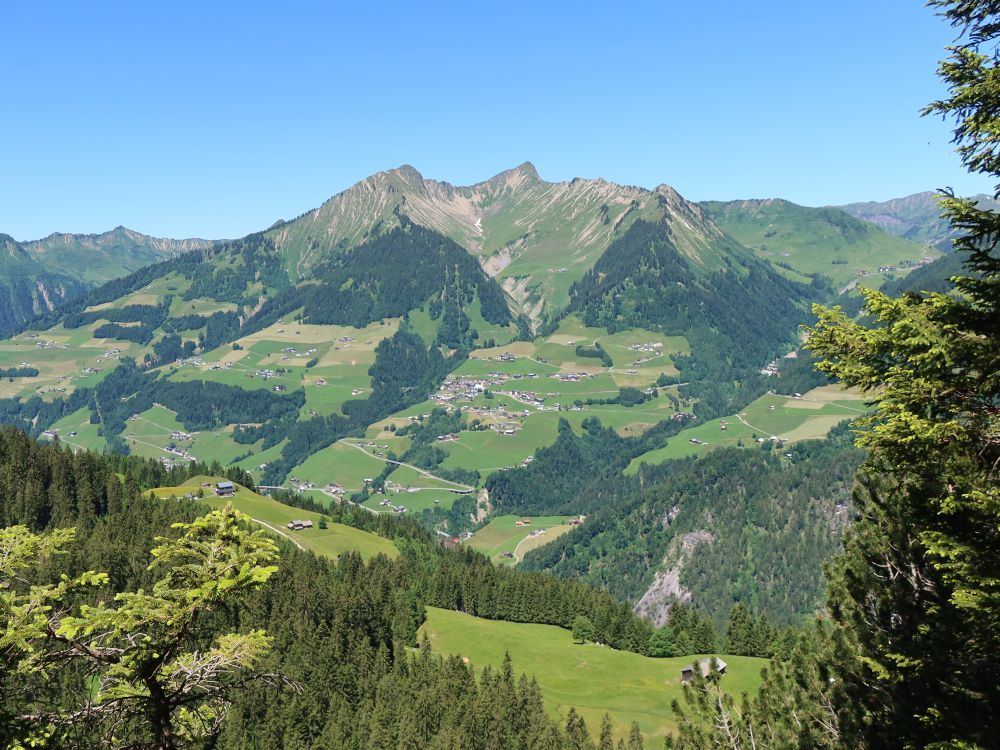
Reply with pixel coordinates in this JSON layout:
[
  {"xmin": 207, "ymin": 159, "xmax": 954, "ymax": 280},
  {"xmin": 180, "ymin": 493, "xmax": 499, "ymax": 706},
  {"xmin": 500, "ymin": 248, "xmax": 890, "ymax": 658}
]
[{"xmin": 680, "ymin": 657, "xmax": 727, "ymax": 683}]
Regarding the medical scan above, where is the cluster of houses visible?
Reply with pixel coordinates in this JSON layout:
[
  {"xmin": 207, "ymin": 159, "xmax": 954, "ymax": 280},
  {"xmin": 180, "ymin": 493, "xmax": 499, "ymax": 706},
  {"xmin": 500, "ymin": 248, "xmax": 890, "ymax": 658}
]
[
  {"xmin": 858, "ymin": 255, "xmax": 935, "ymax": 278},
  {"xmin": 495, "ymin": 389, "xmax": 547, "ymax": 408},
  {"xmin": 95, "ymin": 347, "xmax": 124, "ymax": 362},
  {"xmin": 289, "ymin": 477, "xmax": 317, "ymax": 491},
  {"xmin": 629, "ymin": 342, "xmax": 664, "ymax": 354},
  {"xmin": 162, "ymin": 445, "xmax": 194, "ymax": 460},
  {"xmin": 378, "ymin": 498, "xmax": 409, "ymax": 513},
  {"xmin": 384, "ymin": 479, "xmax": 419, "ymax": 494},
  {"xmin": 287, "ymin": 519, "xmax": 314, "ymax": 530}
]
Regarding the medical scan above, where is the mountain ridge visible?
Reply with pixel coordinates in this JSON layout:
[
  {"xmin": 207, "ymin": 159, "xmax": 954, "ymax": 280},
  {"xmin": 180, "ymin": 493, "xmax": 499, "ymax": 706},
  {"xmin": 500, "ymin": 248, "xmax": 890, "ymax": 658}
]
[{"xmin": 267, "ymin": 163, "xmax": 749, "ymax": 324}]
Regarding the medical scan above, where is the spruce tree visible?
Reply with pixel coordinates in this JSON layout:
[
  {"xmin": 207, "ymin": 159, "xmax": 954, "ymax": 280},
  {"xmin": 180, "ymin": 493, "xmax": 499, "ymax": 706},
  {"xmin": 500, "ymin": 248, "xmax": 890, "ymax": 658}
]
[{"xmin": 803, "ymin": 2, "xmax": 1000, "ymax": 744}]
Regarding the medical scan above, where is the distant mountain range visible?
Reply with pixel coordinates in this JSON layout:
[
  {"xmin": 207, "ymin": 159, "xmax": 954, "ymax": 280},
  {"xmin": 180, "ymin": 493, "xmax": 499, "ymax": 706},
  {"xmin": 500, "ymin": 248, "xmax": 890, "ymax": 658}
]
[
  {"xmin": 0, "ymin": 228, "xmax": 210, "ymax": 335},
  {"xmin": 3, "ymin": 168, "xmax": 965, "ymax": 337},
  {"xmin": 837, "ymin": 190, "xmax": 999, "ymax": 251}
]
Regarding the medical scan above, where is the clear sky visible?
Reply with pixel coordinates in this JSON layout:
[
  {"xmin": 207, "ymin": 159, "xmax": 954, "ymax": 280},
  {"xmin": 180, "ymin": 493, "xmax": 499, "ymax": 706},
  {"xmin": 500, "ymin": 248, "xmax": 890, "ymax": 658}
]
[{"xmin": 1, "ymin": 1, "xmax": 992, "ymax": 240}]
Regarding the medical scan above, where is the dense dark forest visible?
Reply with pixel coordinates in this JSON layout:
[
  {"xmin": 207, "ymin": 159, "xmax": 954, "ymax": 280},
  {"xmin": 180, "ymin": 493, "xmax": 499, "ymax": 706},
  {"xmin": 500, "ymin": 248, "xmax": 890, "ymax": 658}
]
[{"xmin": 241, "ymin": 220, "xmax": 510, "ymax": 337}]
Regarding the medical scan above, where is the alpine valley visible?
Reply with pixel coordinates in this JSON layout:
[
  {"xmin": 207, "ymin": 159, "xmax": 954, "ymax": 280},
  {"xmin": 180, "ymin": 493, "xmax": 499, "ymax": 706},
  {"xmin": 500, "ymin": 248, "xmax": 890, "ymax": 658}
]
[{"xmin": 0, "ymin": 163, "xmax": 952, "ymax": 745}]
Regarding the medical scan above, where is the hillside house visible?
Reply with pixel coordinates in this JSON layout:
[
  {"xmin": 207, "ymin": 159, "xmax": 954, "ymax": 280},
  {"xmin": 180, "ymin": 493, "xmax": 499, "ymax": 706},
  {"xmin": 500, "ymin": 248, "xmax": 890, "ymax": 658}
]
[
  {"xmin": 681, "ymin": 658, "xmax": 728, "ymax": 683},
  {"xmin": 215, "ymin": 481, "xmax": 235, "ymax": 497},
  {"xmin": 287, "ymin": 519, "xmax": 314, "ymax": 530}
]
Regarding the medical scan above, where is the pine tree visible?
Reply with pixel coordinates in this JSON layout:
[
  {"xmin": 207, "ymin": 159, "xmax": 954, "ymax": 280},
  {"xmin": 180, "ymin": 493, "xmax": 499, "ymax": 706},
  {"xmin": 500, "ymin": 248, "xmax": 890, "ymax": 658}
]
[
  {"xmin": 723, "ymin": 604, "xmax": 755, "ymax": 656},
  {"xmin": 801, "ymin": 3, "xmax": 1000, "ymax": 744},
  {"xmin": 598, "ymin": 714, "xmax": 615, "ymax": 750},
  {"xmin": 572, "ymin": 614, "xmax": 595, "ymax": 644}
]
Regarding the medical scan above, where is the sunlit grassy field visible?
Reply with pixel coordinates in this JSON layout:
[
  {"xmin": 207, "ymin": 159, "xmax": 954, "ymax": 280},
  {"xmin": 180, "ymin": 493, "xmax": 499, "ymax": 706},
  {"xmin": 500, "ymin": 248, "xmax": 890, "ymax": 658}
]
[
  {"xmin": 420, "ymin": 607, "xmax": 767, "ymax": 744},
  {"xmin": 151, "ymin": 475, "xmax": 398, "ymax": 561},
  {"xmin": 625, "ymin": 384, "xmax": 867, "ymax": 472},
  {"xmin": 467, "ymin": 514, "xmax": 577, "ymax": 563}
]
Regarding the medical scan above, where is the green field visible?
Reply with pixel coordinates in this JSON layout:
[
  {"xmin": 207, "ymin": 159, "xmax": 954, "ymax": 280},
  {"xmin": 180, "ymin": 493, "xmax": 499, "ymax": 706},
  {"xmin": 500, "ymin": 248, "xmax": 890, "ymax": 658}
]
[
  {"xmin": 151, "ymin": 476, "xmax": 398, "ymax": 561},
  {"xmin": 420, "ymin": 607, "xmax": 767, "ymax": 744},
  {"xmin": 468, "ymin": 514, "xmax": 579, "ymax": 563},
  {"xmin": 626, "ymin": 384, "xmax": 868, "ymax": 473}
]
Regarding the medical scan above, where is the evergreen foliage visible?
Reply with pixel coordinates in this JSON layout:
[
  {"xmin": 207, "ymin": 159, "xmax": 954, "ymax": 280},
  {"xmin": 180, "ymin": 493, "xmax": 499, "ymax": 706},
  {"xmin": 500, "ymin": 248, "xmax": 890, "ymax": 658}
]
[
  {"xmin": 568, "ymin": 219, "xmax": 815, "ymax": 418},
  {"xmin": 0, "ymin": 426, "xmax": 656, "ymax": 748},
  {"xmin": 518, "ymin": 429, "xmax": 862, "ymax": 627}
]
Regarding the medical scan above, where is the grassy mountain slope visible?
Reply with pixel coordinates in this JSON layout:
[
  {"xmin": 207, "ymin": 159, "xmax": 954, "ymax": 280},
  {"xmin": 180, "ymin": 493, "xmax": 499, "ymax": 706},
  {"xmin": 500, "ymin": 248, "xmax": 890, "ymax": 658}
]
[
  {"xmin": 702, "ymin": 198, "xmax": 937, "ymax": 288},
  {"xmin": 151, "ymin": 475, "xmax": 398, "ymax": 560},
  {"xmin": 838, "ymin": 190, "xmax": 1000, "ymax": 251},
  {"xmin": 268, "ymin": 163, "xmax": 749, "ymax": 324}
]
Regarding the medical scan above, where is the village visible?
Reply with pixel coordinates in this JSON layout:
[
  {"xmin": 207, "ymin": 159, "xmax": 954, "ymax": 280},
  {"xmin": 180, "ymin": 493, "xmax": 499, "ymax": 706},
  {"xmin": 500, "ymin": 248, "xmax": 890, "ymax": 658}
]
[{"xmin": 855, "ymin": 254, "xmax": 936, "ymax": 278}]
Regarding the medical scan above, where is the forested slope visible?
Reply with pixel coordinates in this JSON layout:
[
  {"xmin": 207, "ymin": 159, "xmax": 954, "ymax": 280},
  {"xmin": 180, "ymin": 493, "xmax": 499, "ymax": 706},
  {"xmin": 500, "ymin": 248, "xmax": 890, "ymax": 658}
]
[{"xmin": 520, "ymin": 429, "xmax": 863, "ymax": 626}]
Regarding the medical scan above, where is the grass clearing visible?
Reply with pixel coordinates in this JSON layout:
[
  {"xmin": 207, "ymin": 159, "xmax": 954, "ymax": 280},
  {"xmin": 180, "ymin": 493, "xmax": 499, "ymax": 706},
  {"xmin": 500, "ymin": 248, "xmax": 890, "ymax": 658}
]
[
  {"xmin": 151, "ymin": 476, "xmax": 398, "ymax": 561},
  {"xmin": 420, "ymin": 607, "xmax": 767, "ymax": 744},
  {"xmin": 468, "ymin": 515, "xmax": 579, "ymax": 563},
  {"xmin": 626, "ymin": 385, "xmax": 867, "ymax": 472}
]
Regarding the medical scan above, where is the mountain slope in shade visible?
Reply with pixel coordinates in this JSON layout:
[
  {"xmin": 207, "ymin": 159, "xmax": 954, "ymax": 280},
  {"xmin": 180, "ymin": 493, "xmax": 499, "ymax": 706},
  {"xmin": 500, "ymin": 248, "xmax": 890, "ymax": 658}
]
[
  {"xmin": 267, "ymin": 163, "xmax": 742, "ymax": 323},
  {"xmin": 0, "ymin": 234, "xmax": 88, "ymax": 335},
  {"xmin": 0, "ymin": 226, "xmax": 213, "ymax": 337},
  {"xmin": 838, "ymin": 191, "xmax": 1000, "ymax": 251}
]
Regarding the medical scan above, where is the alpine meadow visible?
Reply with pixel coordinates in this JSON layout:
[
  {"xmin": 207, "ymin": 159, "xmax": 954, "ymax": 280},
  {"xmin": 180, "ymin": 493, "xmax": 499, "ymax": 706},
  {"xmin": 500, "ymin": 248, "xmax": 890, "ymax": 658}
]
[{"xmin": 1, "ymin": 1, "xmax": 998, "ymax": 748}]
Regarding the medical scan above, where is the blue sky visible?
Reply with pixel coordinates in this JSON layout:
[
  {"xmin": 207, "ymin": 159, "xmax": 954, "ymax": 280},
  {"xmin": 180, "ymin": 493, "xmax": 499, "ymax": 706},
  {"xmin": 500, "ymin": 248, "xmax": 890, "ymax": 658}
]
[{"xmin": 0, "ymin": 1, "xmax": 992, "ymax": 240}]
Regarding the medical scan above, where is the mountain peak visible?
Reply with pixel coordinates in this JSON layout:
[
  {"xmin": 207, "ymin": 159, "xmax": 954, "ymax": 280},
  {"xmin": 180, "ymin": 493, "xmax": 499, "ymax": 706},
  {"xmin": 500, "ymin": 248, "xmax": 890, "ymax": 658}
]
[
  {"xmin": 387, "ymin": 164, "xmax": 425, "ymax": 184},
  {"xmin": 478, "ymin": 161, "xmax": 542, "ymax": 192},
  {"xmin": 513, "ymin": 161, "xmax": 540, "ymax": 180}
]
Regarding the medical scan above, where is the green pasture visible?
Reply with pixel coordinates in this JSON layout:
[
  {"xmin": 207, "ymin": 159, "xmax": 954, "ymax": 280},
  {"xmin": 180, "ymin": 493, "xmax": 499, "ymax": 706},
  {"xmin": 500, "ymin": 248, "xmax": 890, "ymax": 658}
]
[
  {"xmin": 290, "ymin": 440, "xmax": 388, "ymax": 490},
  {"xmin": 467, "ymin": 515, "xmax": 577, "ymax": 563},
  {"xmin": 152, "ymin": 476, "xmax": 398, "ymax": 561},
  {"xmin": 626, "ymin": 385, "xmax": 868, "ymax": 472},
  {"xmin": 420, "ymin": 607, "xmax": 767, "ymax": 744}
]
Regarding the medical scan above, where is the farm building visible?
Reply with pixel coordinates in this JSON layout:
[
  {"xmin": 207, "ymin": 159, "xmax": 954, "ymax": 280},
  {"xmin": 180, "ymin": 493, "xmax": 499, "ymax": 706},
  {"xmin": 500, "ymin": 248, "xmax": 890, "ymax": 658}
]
[
  {"xmin": 215, "ymin": 481, "xmax": 235, "ymax": 497},
  {"xmin": 680, "ymin": 657, "xmax": 727, "ymax": 683},
  {"xmin": 287, "ymin": 519, "xmax": 314, "ymax": 530}
]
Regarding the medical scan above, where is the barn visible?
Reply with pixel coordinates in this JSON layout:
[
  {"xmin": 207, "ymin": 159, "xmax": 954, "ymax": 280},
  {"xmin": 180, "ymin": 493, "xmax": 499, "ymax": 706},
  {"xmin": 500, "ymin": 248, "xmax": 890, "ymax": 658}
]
[{"xmin": 680, "ymin": 657, "xmax": 728, "ymax": 683}]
